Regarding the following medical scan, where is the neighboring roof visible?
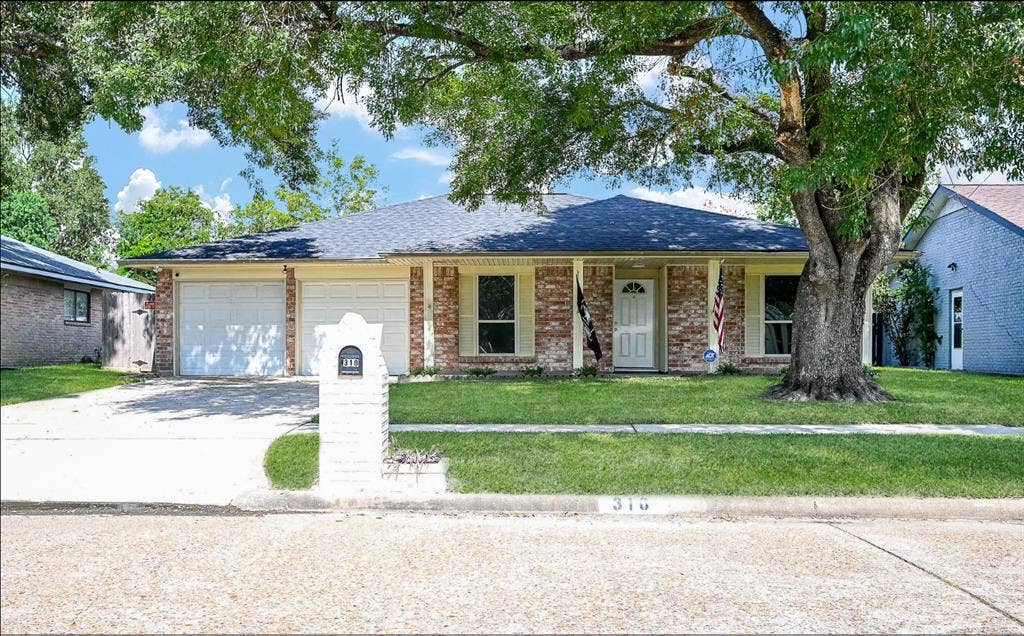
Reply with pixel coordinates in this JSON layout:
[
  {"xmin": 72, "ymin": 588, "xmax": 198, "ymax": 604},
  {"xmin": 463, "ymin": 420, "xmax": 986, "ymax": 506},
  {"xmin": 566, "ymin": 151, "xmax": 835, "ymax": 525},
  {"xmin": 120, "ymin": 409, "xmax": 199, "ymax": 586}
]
[
  {"xmin": 944, "ymin": 184, "xmax": 1024, "ymax": 230},
  {"xmin": 1, "ymin": 236, "xmax": 154, "ymax": 294},
  {"xmin": 906, "ymin": 184, "xmax": 1024, "ymax": 248},
  {"xmin": 122, "ymin": 194, "xmax": 809, "ymax": 263}
]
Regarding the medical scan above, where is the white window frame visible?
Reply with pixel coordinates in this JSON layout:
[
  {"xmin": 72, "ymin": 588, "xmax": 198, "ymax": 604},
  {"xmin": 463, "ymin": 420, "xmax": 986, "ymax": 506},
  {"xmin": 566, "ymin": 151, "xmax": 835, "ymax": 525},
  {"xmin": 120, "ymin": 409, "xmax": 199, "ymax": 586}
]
[
  {"xmin": 475, "ymin": 273, "xmax": 518, "ymax": 356},
  {"xmin": 761, "ymin": 275, "xmax": 799, "ymax": 357}
]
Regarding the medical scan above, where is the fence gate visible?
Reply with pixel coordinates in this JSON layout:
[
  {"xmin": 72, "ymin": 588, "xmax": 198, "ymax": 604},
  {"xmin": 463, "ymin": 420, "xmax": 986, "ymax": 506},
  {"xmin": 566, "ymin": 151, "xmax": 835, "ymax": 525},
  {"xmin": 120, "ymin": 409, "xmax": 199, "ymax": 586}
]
[{"xmin": 101, "ymin": 291, "xmax": 155, "ymax": 372}]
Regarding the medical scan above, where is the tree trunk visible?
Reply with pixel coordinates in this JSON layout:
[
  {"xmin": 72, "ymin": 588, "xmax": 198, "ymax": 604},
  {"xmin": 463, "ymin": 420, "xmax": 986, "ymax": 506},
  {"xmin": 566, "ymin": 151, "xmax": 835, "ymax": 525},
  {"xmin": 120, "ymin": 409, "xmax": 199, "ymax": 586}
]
[
  {"xmin": 767, "ymin": 182, "xmax": 905, "ymax": 403},
  {"xmin": 768, "ymin": 265, "xmax": 887, "ymax": 402}
]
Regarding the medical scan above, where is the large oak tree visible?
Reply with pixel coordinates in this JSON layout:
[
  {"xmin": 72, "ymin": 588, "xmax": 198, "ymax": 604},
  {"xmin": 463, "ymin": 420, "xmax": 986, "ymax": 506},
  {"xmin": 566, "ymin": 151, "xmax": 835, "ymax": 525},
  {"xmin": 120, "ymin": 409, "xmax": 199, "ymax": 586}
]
[{"xmin": 2, "ymin": 1, "xmax": 1021, "ymax": 399}]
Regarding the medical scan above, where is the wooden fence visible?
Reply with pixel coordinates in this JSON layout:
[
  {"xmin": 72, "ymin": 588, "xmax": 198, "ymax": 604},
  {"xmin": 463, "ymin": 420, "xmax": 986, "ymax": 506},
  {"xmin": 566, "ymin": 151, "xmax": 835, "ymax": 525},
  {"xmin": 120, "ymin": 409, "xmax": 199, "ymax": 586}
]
[{"xmin": 101, "ymin": 290, "xmax": 155, "ymax": 372}]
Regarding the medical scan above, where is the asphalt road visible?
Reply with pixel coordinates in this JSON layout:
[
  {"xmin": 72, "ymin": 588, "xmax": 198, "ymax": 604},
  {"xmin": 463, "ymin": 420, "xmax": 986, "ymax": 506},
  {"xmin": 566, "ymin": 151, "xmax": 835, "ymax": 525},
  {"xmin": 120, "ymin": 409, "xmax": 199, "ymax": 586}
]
[{"xmin": 2, "ymin": 512, "xmax": 1022, "ymax": 633}]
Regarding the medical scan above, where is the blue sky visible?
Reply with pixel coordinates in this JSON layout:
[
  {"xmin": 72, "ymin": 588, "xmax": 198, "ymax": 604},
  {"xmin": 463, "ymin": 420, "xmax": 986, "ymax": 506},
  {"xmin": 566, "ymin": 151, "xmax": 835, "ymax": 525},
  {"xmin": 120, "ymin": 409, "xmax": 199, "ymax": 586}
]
[
  {"xmin": 83, "ymin": 100, "xmax": 758, "ymax": 223},
  {"xmin": 85, "ymin": 96, "xmax": 1010, "ymax": 225}
]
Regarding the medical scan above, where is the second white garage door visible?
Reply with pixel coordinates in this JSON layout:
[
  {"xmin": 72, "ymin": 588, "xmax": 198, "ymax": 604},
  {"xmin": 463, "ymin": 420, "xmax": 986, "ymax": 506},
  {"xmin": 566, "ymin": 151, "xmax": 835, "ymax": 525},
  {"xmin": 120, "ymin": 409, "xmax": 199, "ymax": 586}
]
[
  {"xmin": 178, "ymin": 282, "xmax": 286, "ymax": 376},
  {"xmin": 300, "ymin": 280, "xmax": 409, "ymax": 375}
]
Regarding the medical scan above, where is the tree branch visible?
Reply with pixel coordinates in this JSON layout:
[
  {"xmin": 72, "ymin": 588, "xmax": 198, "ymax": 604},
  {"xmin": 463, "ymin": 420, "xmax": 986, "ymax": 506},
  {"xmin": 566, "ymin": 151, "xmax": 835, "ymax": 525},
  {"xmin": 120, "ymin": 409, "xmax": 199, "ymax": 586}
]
[
  {"xmin": 668, "ymin": 64, "xmax": 776, "ymax": 125},
  {"xmin": 318, "ymin": 9, "xmax": 735, "ymax": 62},
  {"xmin": 725, "ymin": 1, "xmax": 808, "ymax": 165}
]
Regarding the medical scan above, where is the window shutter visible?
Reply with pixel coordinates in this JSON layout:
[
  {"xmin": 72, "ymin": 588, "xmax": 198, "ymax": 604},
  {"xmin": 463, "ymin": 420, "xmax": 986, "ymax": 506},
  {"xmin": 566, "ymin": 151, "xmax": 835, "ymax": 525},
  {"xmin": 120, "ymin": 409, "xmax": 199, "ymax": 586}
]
[
  {"xmin": 459, "ymin": 274, "xmax": 476, "ymax": 357},
  {"xmin": 517, "ymin": 270, "xmax": 535, "ymax": 356},
  {"xmin": 745, "ymin": 273, "xmax": 762, "ymax": 356}
]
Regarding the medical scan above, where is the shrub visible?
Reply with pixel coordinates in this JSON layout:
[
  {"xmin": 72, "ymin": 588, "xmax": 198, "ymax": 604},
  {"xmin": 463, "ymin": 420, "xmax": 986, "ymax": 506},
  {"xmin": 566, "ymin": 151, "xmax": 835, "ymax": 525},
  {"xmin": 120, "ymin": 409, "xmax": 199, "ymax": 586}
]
[
  {"xmin": 521, "ymin": 366, "xmax": 545, "ymax": 377},
  {"xmin": 466, "ymin": 367, "xmax": 497, "ymax": 377},
  {"xmin": 863, "ymin": 364, "xmax": 880, "ymax": 378},
  {"xmin": 411, "ymin": 366, "xmax": 442, "ymax": 376},
  {"xmin": 778, "ymin": 365, "xmax": 789, "ymax": 378},
  {"xmin": 576, "ymin": 364, "xmax": 599, "ymax": 377},
  {"xmin": 385, "ymin": 435, "xmax": 443, "ymax": 464},
  {"xmin": 716, "ymin": 362, "xmax": 742, "ymax": 375}
]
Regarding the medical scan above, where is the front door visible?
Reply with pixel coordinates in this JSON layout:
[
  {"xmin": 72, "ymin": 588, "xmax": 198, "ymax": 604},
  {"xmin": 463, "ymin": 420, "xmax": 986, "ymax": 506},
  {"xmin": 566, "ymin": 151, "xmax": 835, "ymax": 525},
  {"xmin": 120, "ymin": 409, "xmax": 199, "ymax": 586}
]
[
  {"xmin": 614, "ymin": 279, "xmax": 655, "ymax": 368},
  {"xmin": 950, "ymin": 289, "xmax": 964, "ymax": 370}
]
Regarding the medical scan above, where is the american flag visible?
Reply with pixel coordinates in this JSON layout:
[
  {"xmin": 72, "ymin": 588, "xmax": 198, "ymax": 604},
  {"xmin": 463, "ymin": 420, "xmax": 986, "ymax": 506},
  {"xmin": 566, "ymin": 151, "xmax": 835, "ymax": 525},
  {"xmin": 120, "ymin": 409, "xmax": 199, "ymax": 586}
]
[{"xmin": 713, "ymin": 262, "xmax": 726, "ymax": 350}]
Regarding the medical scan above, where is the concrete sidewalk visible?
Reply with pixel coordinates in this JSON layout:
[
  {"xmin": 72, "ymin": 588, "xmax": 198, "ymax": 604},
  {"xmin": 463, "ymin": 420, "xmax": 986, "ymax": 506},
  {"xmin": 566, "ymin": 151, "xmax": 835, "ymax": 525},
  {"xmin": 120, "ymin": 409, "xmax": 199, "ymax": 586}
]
[{"xmin": 390, "ymin": 422, "xmax": 1023, "ymax": 435}]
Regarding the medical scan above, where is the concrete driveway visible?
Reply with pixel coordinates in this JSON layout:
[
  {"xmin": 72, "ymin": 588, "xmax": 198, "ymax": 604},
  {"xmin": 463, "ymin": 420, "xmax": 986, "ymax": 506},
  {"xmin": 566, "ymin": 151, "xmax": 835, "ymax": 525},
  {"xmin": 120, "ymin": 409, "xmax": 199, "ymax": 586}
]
[{"xmin": 0, "ymin": 378, "xmax": 318, "ymax": 504}]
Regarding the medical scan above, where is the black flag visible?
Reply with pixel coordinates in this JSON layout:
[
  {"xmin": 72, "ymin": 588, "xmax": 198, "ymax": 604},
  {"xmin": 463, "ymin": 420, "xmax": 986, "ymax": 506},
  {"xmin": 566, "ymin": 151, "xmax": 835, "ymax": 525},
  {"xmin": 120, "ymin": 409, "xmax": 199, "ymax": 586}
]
[{"xmin": 576, "ymin": 276, "xmax": 603, "ymax": 361}]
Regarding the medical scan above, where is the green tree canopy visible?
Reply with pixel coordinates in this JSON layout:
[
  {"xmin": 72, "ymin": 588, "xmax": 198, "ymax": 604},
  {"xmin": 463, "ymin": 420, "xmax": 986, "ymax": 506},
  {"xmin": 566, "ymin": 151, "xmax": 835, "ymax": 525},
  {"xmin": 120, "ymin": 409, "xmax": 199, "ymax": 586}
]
[
  {"xmin": 0, "ymin": 101, "xmax": 113, "ymax": 265},
  {"xmin": 4, "ymin": 1, "xmax": 1021, "ymax": 399},
  {"xmin": 116, "ymin": 187, "xmax": 217, "ymax": 282},
  {"xmin": 221, "ymin": 141, "xmax": 382, "ymax": 237},
  {"xmin": 0, "ymin": 189, "xmax": 58, "ymax": 249}
]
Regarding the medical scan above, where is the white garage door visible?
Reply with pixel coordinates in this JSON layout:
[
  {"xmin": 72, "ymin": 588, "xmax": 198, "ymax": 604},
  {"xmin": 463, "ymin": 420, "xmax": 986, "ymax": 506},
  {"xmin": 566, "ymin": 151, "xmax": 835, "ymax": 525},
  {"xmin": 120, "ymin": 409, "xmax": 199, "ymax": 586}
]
[
  {"xmin": 301, "ymin": 280, "xmax": 409, "ymax": 375},
  {"xmin": 178, "ymin": 282, "xmax": 285, "ymax": 376}
]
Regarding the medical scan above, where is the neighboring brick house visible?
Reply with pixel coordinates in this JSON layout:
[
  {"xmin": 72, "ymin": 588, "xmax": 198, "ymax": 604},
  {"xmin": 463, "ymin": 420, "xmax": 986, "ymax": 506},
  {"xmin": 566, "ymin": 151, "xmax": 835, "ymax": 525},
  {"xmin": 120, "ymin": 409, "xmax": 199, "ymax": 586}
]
[
  {"xmin": 1, "ymin": 236, "xmax": 155, "ymax": 369},
  {"xmin": 881, "ymin": 185, "xmax": 1024, "ymax": 375},
  {"xmin": 120, "ymin": 194, "xmax": 896, "ymax": 377}
]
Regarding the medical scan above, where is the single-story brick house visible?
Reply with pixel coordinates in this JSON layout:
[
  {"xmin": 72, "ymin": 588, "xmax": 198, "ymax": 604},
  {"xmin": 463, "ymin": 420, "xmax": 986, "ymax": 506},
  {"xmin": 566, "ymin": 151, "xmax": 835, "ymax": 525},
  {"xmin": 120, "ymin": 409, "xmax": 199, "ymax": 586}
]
[
  {"xmin": 1, "ymin": 235, "xmax": 155, "ymax": 369},
  {"xmin": 121, "ymin": 194, "xmax": 893, "ymax": 377},
  {"xmin": 881, "ymin": 184, "xmax": 1023, "ymax": 375}
]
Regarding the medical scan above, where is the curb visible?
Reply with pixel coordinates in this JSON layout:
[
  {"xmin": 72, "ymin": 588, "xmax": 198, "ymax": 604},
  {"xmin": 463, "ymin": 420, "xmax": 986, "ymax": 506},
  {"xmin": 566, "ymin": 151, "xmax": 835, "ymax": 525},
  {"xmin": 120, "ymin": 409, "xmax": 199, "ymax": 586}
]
[{"xmin": 230, "ymin": 490, "xmax": 1024, "ymax": 521}]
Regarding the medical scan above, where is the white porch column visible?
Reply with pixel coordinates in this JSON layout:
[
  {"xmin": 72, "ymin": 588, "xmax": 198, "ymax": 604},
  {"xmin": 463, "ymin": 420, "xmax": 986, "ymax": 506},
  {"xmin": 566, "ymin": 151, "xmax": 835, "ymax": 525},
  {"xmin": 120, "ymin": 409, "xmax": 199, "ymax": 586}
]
[
  {"xmin": 423, "ymin": 260, "xmax": 435, "ymax": 367},
  {"xmin": 572, "ymin": 258, "xmax": 584, "ymax": 369},
  {"xmin": 861, "ymin": 289, "xmax": 873, "ymax": 366},
  {"xmin": 706, "ymin": 259, "xmax": 719, "ymax": 370}
]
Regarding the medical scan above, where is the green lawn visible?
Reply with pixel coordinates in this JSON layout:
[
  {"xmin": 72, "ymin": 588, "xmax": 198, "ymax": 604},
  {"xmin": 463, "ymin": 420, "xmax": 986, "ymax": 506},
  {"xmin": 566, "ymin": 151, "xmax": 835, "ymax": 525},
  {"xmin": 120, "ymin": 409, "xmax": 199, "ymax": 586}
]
[
  {"xmin": 264, "ymin": 433, "xmax": 319, "ymax": 489},
  {"xmin": 0, "ymin": 363, "xmax": 142, "ymax": 406},
  {"xmin": 390, "ymin": 368, "xmax": 1024, "ymax": 425},
  {"xmin": 394, "ymin": 432, "xmax": 1024, "ymax": 497}
]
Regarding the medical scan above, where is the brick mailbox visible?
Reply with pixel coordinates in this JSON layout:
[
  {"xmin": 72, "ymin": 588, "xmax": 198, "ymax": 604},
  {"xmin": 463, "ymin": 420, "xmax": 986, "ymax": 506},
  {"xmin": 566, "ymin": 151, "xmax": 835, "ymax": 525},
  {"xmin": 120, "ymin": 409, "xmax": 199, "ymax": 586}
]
[{"xmin": 314, "ymin": 313, "xmax": 390, "ymax": 495}]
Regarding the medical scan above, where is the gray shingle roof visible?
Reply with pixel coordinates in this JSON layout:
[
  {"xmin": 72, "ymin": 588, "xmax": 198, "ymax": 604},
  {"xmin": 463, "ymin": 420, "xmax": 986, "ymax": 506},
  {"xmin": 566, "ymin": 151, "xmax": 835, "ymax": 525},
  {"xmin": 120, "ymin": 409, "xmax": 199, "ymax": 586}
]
[
  {"xmin": 1, "ymin": 235, "xmax": 154, "ymax": 293},
  {"xmin": 123, "ymin": 194, "xmax": 808, "ymax": 262}
]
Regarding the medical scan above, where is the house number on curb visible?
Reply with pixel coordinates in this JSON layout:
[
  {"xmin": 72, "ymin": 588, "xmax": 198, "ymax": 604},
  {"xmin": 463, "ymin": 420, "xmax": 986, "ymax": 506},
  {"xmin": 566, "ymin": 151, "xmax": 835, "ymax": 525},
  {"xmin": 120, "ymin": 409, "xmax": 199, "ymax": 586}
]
[
  {"xmin": 607, "ymin": 496, "xmax": 649, "ymax": 512},
  {"xmin": 338, "ymin": 345, "xmax": 363, "ymax": 376}
]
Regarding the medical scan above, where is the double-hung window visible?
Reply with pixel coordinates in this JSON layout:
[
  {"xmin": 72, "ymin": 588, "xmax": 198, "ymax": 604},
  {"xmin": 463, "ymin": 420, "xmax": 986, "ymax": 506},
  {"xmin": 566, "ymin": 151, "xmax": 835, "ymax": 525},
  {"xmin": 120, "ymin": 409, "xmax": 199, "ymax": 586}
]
[
  {"xmin": 477, "ymin": 275, "xmax": 516, "ymax": 354},
  {"xmin": 64, "ymin": 289, "xmax": 90, "ymax": 323},
  {"xmin": 763, "ymin": 276, "xmax": 799, "ymax": 355}
]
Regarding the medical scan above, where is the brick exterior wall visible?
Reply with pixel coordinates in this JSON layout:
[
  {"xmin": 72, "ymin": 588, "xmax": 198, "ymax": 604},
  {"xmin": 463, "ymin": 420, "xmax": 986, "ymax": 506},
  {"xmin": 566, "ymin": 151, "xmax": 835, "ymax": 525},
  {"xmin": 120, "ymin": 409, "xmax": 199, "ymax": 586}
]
[
  {"xmin": 666, "ymin": 265, "xmax": 707, "ymax": 372},
  {"xmin": 534, "ymin": 265, "xmax": 574, "ymax": 370},
  {"xmin": 432, "ymin": 265, "xmax": 459, "ymax": 371},
  {"xmin": 583, "ymin": 265, "xmax": 614, "ymax": 370},
  {"xmin": 153, "ymin": 268, "xmax": 174, "ymax": 374},
  {"xmin": 0, "ymin": 272, "xmax": 104, "ymax": 367},
  {"xmin": 409, "ymin": 266, "xmax": 424, "ymax": 370},
  {"xmin": 719, "ymin": 265, "xmax": 746, "ymax": 366},
  {"xmin": 285, "ymin": 267, "xmax": 297, "ymax": 375}
]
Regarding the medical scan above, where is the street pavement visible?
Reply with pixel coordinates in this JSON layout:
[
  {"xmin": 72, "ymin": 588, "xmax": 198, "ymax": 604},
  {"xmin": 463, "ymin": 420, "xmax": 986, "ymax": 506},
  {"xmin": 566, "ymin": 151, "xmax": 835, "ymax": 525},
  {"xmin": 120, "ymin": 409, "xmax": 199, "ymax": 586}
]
[{"xmin": 2, "ymin": 512, "xmax": 1021, "ymax": 633}]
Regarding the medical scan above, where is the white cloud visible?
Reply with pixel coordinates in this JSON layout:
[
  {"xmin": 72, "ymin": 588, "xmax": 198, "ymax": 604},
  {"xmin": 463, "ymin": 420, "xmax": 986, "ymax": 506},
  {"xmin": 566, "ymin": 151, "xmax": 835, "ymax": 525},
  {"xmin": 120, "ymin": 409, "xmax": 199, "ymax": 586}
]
[
  {"xmin": 194, "ymin": 184, "xmax": 235, "ymax": 223},
  {"xmin": 438, "ymin": 171, "xmax": 455, "ymax": 185},
  {"xmin": 630, "ymin": 185, "xmax": 757, "ymax": 218},
  {"xmin": 316, "ymin": 83, "xmax": 373, "ymax": 129},
  {"xmin": 219, "ymin": 177, "xmax": 233, "ymax": 191},
  {"xmin": 634, "ymin": 57, "xmax": 669, "ymax": 92},
  {"xmin": 138, "ymin": 106, "xmax": 212, "ymax": 153},
  {"xmin": 937, "ymin": 165, "xmax": 1018, "ymax": 185},
  {"xmin": 114, "ymin": 168, "xmax": 161, "ymax": 214},
  {"xmin": 392, "ymin": 147, "xmax": 451, "ymax": 167}
]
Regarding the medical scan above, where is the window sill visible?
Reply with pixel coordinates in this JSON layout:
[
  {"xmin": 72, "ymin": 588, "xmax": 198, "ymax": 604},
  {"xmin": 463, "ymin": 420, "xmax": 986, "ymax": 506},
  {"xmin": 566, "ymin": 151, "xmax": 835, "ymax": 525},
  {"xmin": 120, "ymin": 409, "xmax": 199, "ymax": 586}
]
[{"xmin": 64, "ymin": 320, "xmax": 92, "ymax": 326}]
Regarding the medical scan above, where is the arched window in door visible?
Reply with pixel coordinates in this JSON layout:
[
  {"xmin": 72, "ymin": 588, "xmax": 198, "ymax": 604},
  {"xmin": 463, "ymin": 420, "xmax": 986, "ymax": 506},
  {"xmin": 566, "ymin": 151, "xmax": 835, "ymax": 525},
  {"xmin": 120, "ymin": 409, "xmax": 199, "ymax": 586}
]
[{"xmin": 621, "ymin": 281, "xmax": 646, "ymax": 295}]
